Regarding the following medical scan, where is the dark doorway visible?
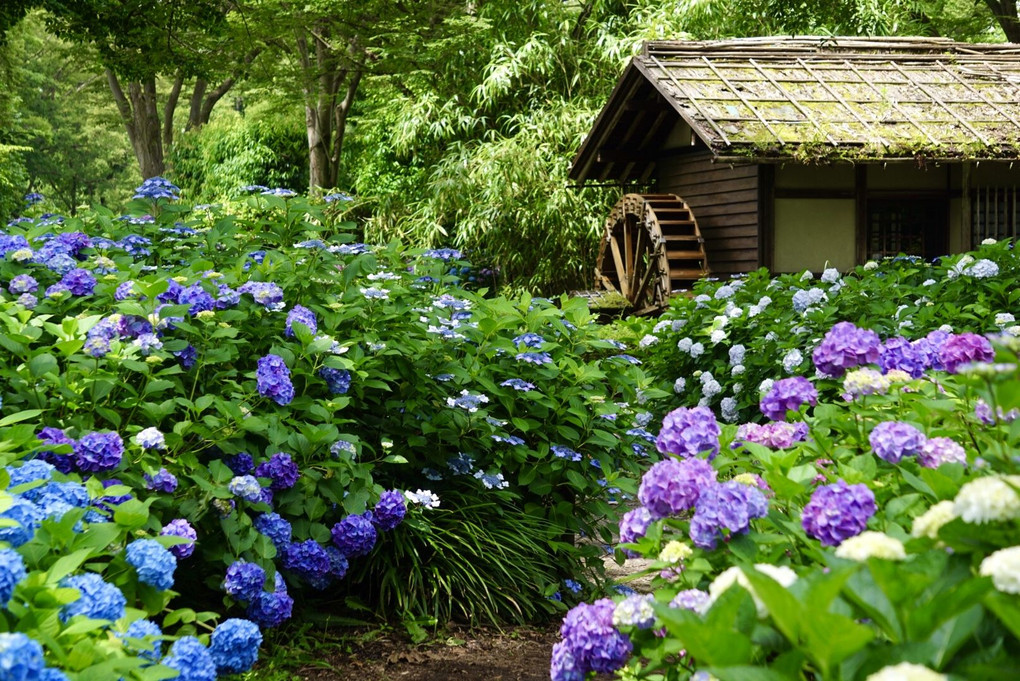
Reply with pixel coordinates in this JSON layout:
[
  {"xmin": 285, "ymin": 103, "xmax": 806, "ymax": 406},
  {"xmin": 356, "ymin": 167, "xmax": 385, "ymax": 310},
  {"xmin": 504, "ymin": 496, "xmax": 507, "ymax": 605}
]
[{"xmin": 866, "ymin": 198, "xmax": 948, "ymax": 260}]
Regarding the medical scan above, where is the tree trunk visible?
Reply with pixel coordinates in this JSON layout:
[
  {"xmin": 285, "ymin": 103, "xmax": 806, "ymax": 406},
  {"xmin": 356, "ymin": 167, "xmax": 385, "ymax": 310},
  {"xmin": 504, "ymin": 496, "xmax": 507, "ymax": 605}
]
[
  {"xmin": 187, "ymin": 78, "xmax": 208, "ymax": 131},
  {"xmin": 163, "ymin": 74, "xmax": 183, "ymax": 148},
  {"xmin": 328, "ymin": 69, "xmax": 362, "ymax": 188},
  {"xmin": 985, "ymin": 0, "xmax": 1020, "ymax": 42},
  {"xmin": 107, "ymin": 70, "xmax": 165, "ymax": 179}
]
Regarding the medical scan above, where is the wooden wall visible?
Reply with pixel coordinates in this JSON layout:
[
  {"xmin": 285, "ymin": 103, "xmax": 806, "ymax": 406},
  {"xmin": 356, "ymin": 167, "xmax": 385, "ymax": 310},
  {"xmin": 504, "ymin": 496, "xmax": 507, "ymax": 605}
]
[{"xmin": 656, "ymin": 151, "xmax": 761, "ymax": 274}]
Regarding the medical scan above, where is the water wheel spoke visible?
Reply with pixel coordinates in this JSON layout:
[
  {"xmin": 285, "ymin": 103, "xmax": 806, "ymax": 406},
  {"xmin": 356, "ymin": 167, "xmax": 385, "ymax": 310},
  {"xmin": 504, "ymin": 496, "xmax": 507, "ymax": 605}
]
[{"xmin": 609, "ymin": 235, "xmax": 629, "ymax": 299}]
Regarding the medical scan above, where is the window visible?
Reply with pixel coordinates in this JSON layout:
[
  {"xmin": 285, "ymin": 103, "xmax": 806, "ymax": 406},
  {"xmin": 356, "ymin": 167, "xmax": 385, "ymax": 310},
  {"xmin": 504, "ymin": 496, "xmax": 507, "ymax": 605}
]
[
  {"xmin": 867, "ymin": 199, "xmax": 947, "ymax": 261},
  {"xmin": 972, "ymin": 186, "xmax": 1020, "ymax": 244}
]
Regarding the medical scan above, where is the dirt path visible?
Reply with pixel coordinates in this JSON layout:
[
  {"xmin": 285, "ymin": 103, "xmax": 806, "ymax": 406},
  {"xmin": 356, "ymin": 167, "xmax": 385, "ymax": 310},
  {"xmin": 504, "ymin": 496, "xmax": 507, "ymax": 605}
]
[{"xmin": 291, "ymin": 624, "xmax": 564, "ymax": 681}]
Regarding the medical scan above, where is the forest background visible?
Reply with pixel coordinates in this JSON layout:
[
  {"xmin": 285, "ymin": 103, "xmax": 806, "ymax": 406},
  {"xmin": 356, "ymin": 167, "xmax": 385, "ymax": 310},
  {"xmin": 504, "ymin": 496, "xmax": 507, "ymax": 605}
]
[{"xmin": 0, "ymin": 0, "xmax": 1015, "ymax": 295}]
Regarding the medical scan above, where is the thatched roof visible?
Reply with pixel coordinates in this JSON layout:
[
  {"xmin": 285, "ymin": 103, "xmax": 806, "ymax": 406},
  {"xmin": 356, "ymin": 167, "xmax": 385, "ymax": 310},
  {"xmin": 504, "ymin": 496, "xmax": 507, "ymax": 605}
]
[{"xmin": 571, "ymin": 36, "xmax": 1020, "ymax": 184}]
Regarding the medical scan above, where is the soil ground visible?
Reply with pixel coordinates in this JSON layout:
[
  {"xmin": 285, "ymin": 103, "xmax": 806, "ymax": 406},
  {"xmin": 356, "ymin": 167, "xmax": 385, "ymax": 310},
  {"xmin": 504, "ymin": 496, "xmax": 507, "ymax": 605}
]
[{"xmin": 277, "ymin": 622, "xmax": 611, "ymax": 681}]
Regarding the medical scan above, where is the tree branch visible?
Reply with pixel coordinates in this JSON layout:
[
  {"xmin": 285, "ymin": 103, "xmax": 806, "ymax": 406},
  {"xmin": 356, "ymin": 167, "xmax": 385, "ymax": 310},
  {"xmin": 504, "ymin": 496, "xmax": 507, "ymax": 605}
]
[{"xmin": 163, "ymin": 73, "xmax": 184, "ymax": 147}]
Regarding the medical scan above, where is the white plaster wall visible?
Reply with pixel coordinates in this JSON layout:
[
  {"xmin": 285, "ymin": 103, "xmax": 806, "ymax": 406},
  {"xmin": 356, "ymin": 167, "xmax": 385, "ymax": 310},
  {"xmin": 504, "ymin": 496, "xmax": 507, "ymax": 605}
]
[{"xmin": 774, "ymin": 199, "xmax": 856, "ymax": 272}]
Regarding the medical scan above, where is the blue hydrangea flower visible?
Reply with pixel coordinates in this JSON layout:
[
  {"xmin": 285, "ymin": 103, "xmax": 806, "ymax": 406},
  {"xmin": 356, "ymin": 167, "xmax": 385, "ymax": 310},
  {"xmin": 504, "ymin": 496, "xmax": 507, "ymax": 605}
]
[
  {"xmin": 513, "ymin": 332, "xmax": 545, "ymax": 348},
  {"xmin": 516, "ymin": 351, "xmax": 552, "ymax": 365},
  {"xmin": 179, "ymin": 284, "xmax": 215, "ymax": 315},
  {"xmin": 688, "ymin": 481, "xmax": 769, "ymax": 550},
  {"xmin": 0, "ymin": 548, "xmax": 27, "ymax": 607},
  {"xmin": 133, "ymin": 176, "xmax": 180, "ymax": 201},
  {"xmin": 60, "ymin": 268, "xmax": 96, "ymax": 296},
  {"xmin": 474, "ymin": 470, "xmax": 509, "ymax": 489},
  {"xmin": 285, "ymin": 305, "xmax": 317, "ymax": 337},
  {"xmin": 8, "ymin": 274, "xmax": 37, "ymax": 295},
  {"xmin": 254, "ymin": 512, "xmax": 292, "ymax": 549},
  {"xmin": 160, "ymin": 519, "xmax": 197, "ymax": 558},
  {"xmin": 500, "ymin": 378, "xmax": 536, "ymax": 392},
  {"xmin": 174, "ymin": 344, "xmax": 198, "ymax": 369},
  {"xmin": 238, "ymin": 281, "xmax": 285, "ymax": 310},
  {"xmin": 134, "ymin": 427, "xmax": 166, "ymax": 451},
  {"xmin": 255, "ymin": 452, "xmax": 299, "ymax": 490},
  {"xmin": 224, "ymin": 561, "xmax": 266, "ymax": 603},
  {"xmin": 446, "ymin": 452, "xmax": 475, "ymax": 475},
  {"xmin": 225, "ymin": 452, "xmax": 254, "ymax": 475},
  {"xmin": 7, "ymin": 459, "xmax": 55, "ymax": 490},
  {"xmin": 319, "ymin": 367, "xmax": 351, "ymax": 395},
  {"xmin": 119, "ymin": 619, "xmax": 163, "ymax": 661},
  {"xmin": 331, "ymin": 513, "xmax": 377, "ymax": 557},
  {"xmin": 0, "ymin": 632, "xmax": 45, "ymax": 680},
  {"xmin": 125, "ymin": 539, "xmax": 177, "ymax": 591},
  {"xmin": 372, "ymin": 490, "xmax": 406, "ymax": 532},
  {"xmin": 73, "ymin": 431, "xmax": 124, "ymax": 472},
  {"xmin": 60, "ymin": 572, "xmax": 126, "ymax": 622},
  {"xmin": 551, "ymin": 445, "xmax": 582, "ymax": 462},
  {"xmin": 210, "ymin": 618, "xmax": 262, "ymax": 674},
  {"xmin": 163, "ymin": 636, "xmax": 216, "ymax": 681},
  {"xmin": 564, "ymin": 579, "xmax": 582, "ymax": 594},
  {"xmin": 446, "ymin": 390, "xmax": 489, "ymax": 412},
  {"xmin": 246, "ymin": 573, "xmax": 293, "ymax": 627},
  {"xmin": 0, "ymin": 498, "xmax": 43, "ymax": 547},
  {"xmin": 228, "ymin": 475, "xmax": 264, "ymax": 502},
  {"xmin": 256, "ymin": 354, "xmax": 295, "ymax": 406}
]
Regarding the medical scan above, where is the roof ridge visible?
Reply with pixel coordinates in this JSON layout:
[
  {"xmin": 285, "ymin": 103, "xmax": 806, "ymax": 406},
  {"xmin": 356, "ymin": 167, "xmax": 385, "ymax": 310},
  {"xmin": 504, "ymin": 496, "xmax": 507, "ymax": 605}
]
[{"xmin": 644, "ymin": 36, "xmax": 1020, "ymax": 58}]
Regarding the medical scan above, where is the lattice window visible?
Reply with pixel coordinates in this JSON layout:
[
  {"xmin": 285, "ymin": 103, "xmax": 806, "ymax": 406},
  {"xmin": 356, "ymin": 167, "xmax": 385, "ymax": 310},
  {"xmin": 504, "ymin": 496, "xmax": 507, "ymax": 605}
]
[
  {"xmin": 972, "ymin": 186, "xmax": 1020, "ymax": 245},
  {"xmin": 867, "ymin": 199, "xmax": 946, "ymax": 260}
]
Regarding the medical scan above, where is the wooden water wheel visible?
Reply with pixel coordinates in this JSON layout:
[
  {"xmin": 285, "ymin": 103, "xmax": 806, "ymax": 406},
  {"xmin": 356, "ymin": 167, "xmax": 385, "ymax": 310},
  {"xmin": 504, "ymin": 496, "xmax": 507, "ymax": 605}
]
[{"xmin": 594, "ymin": 193, "xmax": 709, "ymax": 315}]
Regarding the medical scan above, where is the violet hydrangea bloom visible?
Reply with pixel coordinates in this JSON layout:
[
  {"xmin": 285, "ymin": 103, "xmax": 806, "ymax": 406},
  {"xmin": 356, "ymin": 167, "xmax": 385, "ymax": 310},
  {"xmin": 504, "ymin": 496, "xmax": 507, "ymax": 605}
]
[
  {"xmin": 281, "ymin": 540, "xmax": 332, "ymax": 585},
  {"xmin": 246, "ymin": 573, "xmax": 293, "ymax": 627},
  {"xmin": 812, "ymin": 321, "xmax": 881, "ymax": 377},
  {"xmin": 689, "ymin": 480, "xmax": 768, "ymax": 550},
  {"xmin": 372, "ymin": 490, "xmax": 406, "ymax": 531},
  {"xmin": 144, "ymin": 468, "xmax": 178, "ymax": 493},
  {"xmin": 637, "ymin": 457, "xmax": 717, "ymax": 520},
  {"xmin": 869, "ymin": 421, "xmax": 927, "ymax": 464},
  {"xmin": 919, "ymin": 437, "xmax": 967, "ymax": 468},
  {"xmin": 319, "ymin": 367, "xmax": 351, "ymax": 395},
  {"xmin": 8, "ymin": 274, "xmax": 37, "ymax": 295},
  {"xmin": 60, "ymin": 268, "xmax": 96, "ymax": 296},
  {"xmin": 759, "ymin": 377, "xmax": 817, "ymax": 421},
  {"xmin": 938, "ymin": 332, "xmax": 994, "ymax": 373},
  {"xmin": 285, "ymin": 305, "xmax": 317, "ymax": 337},
  {"xmin": 255, "ymin": 512, "xmax": 292, "ymax": 548},
  {"xmin": 254, "ymin": 452, "xmax": 299, "ymax": 490},
  {"xmin": 557, "ymin": 599, "xmax": 632, "ymax": 675},
  {"xmin": 73, "ymin": 431, "xmax": 124, "ymax": 472},
  {"xmin": 37, "ymin": 427, "xmax": 76, "ymax": 473},
  {"xmin": 225, "ymin": 452, "xmax": 254, "ymax": 475},
  {"xmin": 879, "ymin": 336, "xmax": 928, "ymax": 378},
  {"xmin": 655, "ymin": 406, "xmax": 721, "ymax": 459},
  {"xmin": 161, "ymin": 519, "xmax": 197, "ymax": 558},
  {"xmin": 331, "ymin": 513, "xmax": 377, "ymax": 557},
  {"xmin": 618, "ymin": 507, "xmax": 653, "ymax": 557},
  {"xmin": 734, "ymin": 422, "xmax": 809, "ymax": 449},
  {"xmin": 224, "ymin": 561, "xmax": 266, "ymax": 602},
  {"xmin": 256, "ymin": 354, "xmax": 295, "ymax": 405},
  {"xmin": 801, "ymin": 480, "xmax": 876, "ymax": 546}
]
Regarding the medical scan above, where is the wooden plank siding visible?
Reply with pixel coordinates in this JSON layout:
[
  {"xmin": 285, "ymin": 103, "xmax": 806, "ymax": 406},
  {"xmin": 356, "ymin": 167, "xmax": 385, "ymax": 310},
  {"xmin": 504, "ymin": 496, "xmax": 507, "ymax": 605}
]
[{"xmin": 656, "ymin": 151, "xmax": 761, "ymax": 274}]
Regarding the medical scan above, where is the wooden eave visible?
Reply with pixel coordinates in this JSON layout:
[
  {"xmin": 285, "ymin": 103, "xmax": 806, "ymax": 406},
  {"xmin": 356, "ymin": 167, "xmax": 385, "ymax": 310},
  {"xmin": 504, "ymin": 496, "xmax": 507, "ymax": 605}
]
[{"xmin": 571, "ymin": 36, "xmax": 1020, "ymax": 184}]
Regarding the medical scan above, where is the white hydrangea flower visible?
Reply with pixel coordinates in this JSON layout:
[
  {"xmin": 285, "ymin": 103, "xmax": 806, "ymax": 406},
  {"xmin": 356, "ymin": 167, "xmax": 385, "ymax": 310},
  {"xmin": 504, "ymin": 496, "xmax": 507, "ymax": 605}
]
[
  {"xmin": 638, "ymin": 334, "xmax": 659, "ymax": 348},
  {"xmin": 834, "ymin": 531, "xmax": 906, "ymax": 562},
  {"xmin": 865, "ymin": 663, "xmax": 946, "ymax": 681},
  {"xmin": 800, "ymin": 270, "xmax": 814, "ymax": 281},
  {"xmin": 1007, "ymin": 325, "xmax": 1020, "ymax": 337},
  {"xmin": 653, "ymin": 320, "xmax": 670, "ymax": 334},
  {"xmin": 782, "ymin": 349, "xmax": 803, "ymax": 373},
  {"xmin": 710, "ymin": 329, "xmax": 727, "ymax": 345},
  {"xmin": 954, "ymin": 476, "xmax": 1020, "ymax": 524},
  {"xmin": 731, "ymin": 364, "xmax": 745, "ymax": 377},
  {"xmin": 658, "ymin": 540, "xmax": 693, "ymax": 563},
  {"xmin": 677, "ymin": 337, "xmax": 693, "ymax": 353},
  {"xmin": 673, "ymin": 377, "xmax": 686, "ymax": 394},
  {"xmin": 863, "ymin": 261, "xmax": 878, "ymax": 271},
  {"xmin": 720, "ymin": 397, "xmax": 739, "ymax": 422},
  {"xmin": 709, "ymin": 564, "xmax": 797, "ymax": 618},
  {"xmin": 980, "ymin": 546, "xmax": 1020, "ymax": 593},
  {"xmin": 732, "ymin": 383, "xmax": 743, "ymax": 394},
  {"xmin": 758, "ymin": 378, "xmax": 774, "ymax": 395},
  {"xmin": 729, "ymin": 344, "xmax": 746, "ymax": 365},
  {"xmin": 690, "ymin": 342, "xmax": 705, "ymax": 358},
  {"xmin": 911, "ymin": 500, "xmax": 957, "ymax": 540},
  {"xmin": 938, "ymin": 324, "xmax": 953, "ymax": 333},
  {"xmin": 405, "ymin": 489, "xmax": 440, "ymax": 509},
  {"xmin": 921, "ymin": 278, "xmax": 936, "ymax": 286},
  {"xmin": 820, "ymin": 267, "xmax": 840, "ymax": 283},
  {"xmin": 982, "ymin": 238, "xmax": 998, "ymax": 245},
  {"xmin": 671, "ymin": 319, "xmax": 687, "ymax": 332},
  {"xmin": 995, "ymin": 312, "xmax": 1016, "ymax": 328}
]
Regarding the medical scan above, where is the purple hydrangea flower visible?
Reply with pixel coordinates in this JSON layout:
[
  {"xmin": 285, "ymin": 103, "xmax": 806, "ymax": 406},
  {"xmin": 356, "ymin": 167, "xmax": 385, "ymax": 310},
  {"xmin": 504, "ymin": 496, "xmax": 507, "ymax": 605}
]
[
  {"xmin": 144, "ymin": 468, "xmax": 178, "ymax": 493},
  {"xmin": 812, "ymin": 322, "xmax": 881, "ymax": 377},
  {"xmin": 8, "ymin": 274, "xmax": 37, "ymax": 295},
  {"xmin": 372, "ymin": 490, "xmax": 406, "ymax": 532},
  {"xmin": 319, "ymin": 367, "xmax": 351, "ymax": 395},
  {"xmin": 160, "ymin": 519, "xmax": 197, "ymax": 558},
  {"xmin": 73, "ymin": 431, "xmax": 124, "ymax": 472},
  {"xmin": 179, "ymin": 284, "xmax": 215, "ymax": 315},
  {"xmin": 801, "ymin": 480, "xmax": 876, "ymax": 546},
  {"xmin": 282, "ymin": 540, "xmax": 332, "ymax": 585},
  {"xmin": 550, "ymin": 641, "xmax": 584, "ymax": 681},
  {"xmin": 209, "ymin": 618, "xmax": 262, "ymax": 675},
  {"xmin": 637, "ymin": 457, "xmax": 717, "ymax": 520},
  {"xmin": 655, "ymin": 406, "xmax": 721, "ymax": 459},
  {"xmin": 60, "ymin": 268, "xmax": 96, "ymax": 296},
  {"xmin": 255, "ymin": 452, "xmax": 299, "ymax": 490},
  {"xmin": 331, "ymin": 513, "xmax": 377, "ymax": 557},
  {"xmin": 669, "ymin": 589, "xmax": 711, "ymax": 613},
  {"xmin": 734, "ymin": 422, "xmax": 809, "ymax": 449},
  {"xmin": 114, "ymin": 280, "xmax": 137, "ymax": 301},
  {"xmin": 311, "ymin": 546, "xmax": 349, "ymax": 590},
  {"xmin": 919, "ymin": 437, "xmax": 967, "ymax": 468},
  {"xmin": 254, "ymin": 512, "xmax": 292, "ymax": 548},
  {"xmin": 759, "ymin": 377, "xmax": 817, "ymax": 421},
  {"xmin": 618, "ymin": 507, "xmax": 653, "ymax": 557},
  {"xmin": 238, "ymin": 281, "xmax": 285, "ymax": 309},
  {"xmin": 285, "ymin": 305, "xmax": 317, "ymax": 337},
  {"xmin": 879, "ymin": 336, "xmax": 928, "ymax": 378},
  {"xmin": 174, "ymin": 344, "xmax": 198, "ymax": 369},
  {"xmin": 256, "ymin": 354, "xmax": 295, "ymax": 406},
  {"xmin": 688, "ymin": 481, "xmax": 768, "ymax": 550},
  {"xmin": 918, "ymin": 330, "xmax": 951, "ymax": 371},
  {"xmin": 869, "ymin": 421, "xmax": 927, "ymax": 464},
  {"xmin": 224, "ymin": 561, "xmax": 266, "ymax": 602},
  {"xmin": 37, "ymin": 427, "xmax": 76, "ymax": 473},
  {"xmin": 125, "ymin": 538, "xmax": 177, "ymax": 591},
  {"xmin": 558, "ymin": 599, "xmax": 632, "ymax": 675},
  {"xmin": 939, "ymin": 333, "xmax": 995, "ymax": 373},
  {"xmin": 246, "ymin": 573, "xmax": 293, "ymax": 627}
]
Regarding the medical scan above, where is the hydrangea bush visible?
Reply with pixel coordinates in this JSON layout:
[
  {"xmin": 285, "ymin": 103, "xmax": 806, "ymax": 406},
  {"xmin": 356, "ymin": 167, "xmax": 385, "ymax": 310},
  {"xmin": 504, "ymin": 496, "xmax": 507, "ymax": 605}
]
[
  {"xmin": 554, "ymin": 270, "xmax": 1020, "ymax": 679},
  {"xmin": 0, "ymin": 181, "xmax": 651, "ymax": 674}
]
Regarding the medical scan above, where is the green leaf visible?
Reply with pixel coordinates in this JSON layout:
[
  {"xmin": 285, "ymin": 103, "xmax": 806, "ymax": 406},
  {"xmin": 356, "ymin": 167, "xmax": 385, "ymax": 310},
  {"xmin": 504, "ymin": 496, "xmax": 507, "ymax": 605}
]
[
  {"xmin": 28, "ymin": 352, "xmax": 57, "ymax": 377},
  {"xmin": 45, "ymin": 548, "xmax": 94, "ymax": 584},
  {"xmin": 0, "ymin": 409, "xmax": 43, "ymax": 426}
]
